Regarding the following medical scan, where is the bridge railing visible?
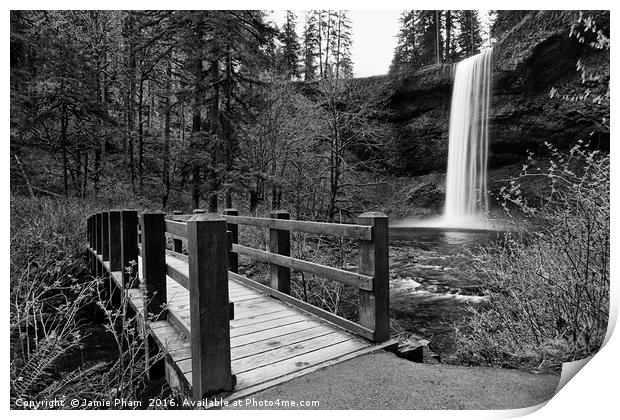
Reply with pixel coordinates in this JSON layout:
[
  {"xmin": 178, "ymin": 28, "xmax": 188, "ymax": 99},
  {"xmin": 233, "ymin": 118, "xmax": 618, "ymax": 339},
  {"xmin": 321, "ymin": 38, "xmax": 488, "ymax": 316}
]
[
  {"xmin": 86, "ymin": 210, "xmax": 234, "ymax": 401},
  {"xmin": 87, "ymin": 207, "xmax": 389, "ymax": 399},
  {"xmin": 167, "ymin": 208, "xmax": 390, "ymax": 343}
]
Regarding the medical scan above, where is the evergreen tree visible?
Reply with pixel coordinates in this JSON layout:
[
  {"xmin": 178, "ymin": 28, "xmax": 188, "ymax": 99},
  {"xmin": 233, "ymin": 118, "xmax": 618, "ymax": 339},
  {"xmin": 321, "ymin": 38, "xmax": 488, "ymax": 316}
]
[
  {"xmin": 278, "ymin": 11, "xmax": 301, "ymax": 79},
  {"xmin": 390, "ymin": 10, "xmax": 443, "ymax": 72},
  {"xmin": 331, "ymin": 10, "xmax": 353, "ymax": 78},
  {"xmin": 303, "ymin": 11, "xmax": 319, "ymax": 80},
  {"xmin": 455, "ymin": 10, "xmax": 483, "ymax": 57},
  {"xmin": 416, "ymin": 10, "xmax": 441, "ymax": 66},
  {"xmin": 390, "ymin": 11, "xmax": 418, "ymax": 73}
]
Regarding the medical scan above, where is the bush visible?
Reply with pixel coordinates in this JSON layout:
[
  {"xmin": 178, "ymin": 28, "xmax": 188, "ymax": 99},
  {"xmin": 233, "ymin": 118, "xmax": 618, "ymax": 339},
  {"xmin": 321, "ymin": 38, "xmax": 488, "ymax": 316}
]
[
  {"xmin": 453, "ymin": 144, "xmax": 609, "ymax": 371},
  {"xmin": 10, "ymin": 196, "xmax": 160, "ymax": 408}
]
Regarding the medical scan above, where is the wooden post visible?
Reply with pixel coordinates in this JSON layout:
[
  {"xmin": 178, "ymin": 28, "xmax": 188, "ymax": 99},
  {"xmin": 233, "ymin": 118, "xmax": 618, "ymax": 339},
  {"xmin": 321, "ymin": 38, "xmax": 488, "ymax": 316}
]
[
  {"xmin": 87, "ymin": 216, "xmax": 94, "ymax": 272},
  {"xmin": 358, "ymin": 212, "xmax": 390, "ymax": 342},
  {"xmin": 120, "ymin": 210, "xmax": 139, "ymax": 288},
  {"xmin": 140, "ymin": 212, "xmax": 167, "ymax": 321},
  {"xmin": 87, "ymin": 216, "xmax": 91, "ymax": 247},
  {"xmin": 172, "ymin": 211, "xmax": 184, "ymax": 250},
  {"xmin": 172, "ymin": 211, "xmax": 183, "ymax": 254},
  {"xmin": 101, "ymin": 211, "xmax": 110, "ymax": 264},
  {"xmin": 187, "ymin": 213, "xmax": 233, "ymax": 398},
  {"xmin": 91, "ymin": 215, "xmax": 98, "ymax": 273},
  {"xmin": 108, "ymin": 211, "xmax": 122, "ymax": 272},
  {"xmin": 95, "ymin": 213, "xmax": 102, "ymax": 253},
  {"xmin": 95, "ymin": 213, "xmax": 103, "ymax": 276},
  {"xmin": 269, "ymin": 210, "xmax": 290, "ymax": 294},
  {"xmin": 223, "ymin": 208, "xmax": 238, "ymax": 273}
]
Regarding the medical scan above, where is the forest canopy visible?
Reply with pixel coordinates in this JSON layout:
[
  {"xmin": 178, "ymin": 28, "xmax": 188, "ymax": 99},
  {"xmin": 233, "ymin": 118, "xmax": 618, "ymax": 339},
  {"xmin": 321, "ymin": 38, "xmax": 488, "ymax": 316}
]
[{"xmin": 10, "ymin": 10, "xmax": 382, "ymax": 221}]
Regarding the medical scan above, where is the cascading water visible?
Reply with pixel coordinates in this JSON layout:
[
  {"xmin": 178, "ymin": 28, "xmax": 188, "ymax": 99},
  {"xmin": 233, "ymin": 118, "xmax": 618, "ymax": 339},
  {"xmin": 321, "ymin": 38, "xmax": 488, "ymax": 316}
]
[{"xmin": 443, "ymin": 47, "xmax": 493, "ymax": 226}]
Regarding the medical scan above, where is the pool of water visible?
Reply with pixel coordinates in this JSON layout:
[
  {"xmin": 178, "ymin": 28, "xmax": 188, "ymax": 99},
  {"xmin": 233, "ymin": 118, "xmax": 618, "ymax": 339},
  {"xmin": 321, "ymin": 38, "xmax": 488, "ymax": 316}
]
[{"xmin": 388, "ymin": 226, "xmax": 505, "ymax": 360}]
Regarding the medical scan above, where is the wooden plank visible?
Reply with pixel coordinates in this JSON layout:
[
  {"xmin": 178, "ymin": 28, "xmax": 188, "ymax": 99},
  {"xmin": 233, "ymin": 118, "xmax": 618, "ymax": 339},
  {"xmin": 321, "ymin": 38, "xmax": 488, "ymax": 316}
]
[
  {"xmin": 231, "ymin": 332, "xmax": 350, "ymax": 375},
  {"xmin": 229, "ymin": 308, "xmax": 297, "ymax": 328},
  {"xmin": 269, "ymin": 210, "xmax": 291, "ymax": 294},
  {"xmin": 171, "ymin": 320, "xmax": 325, "ymax": 363},
  {"xmin": 229, "ymin": 272, "xmax": 375, "ymax": 341},
  {"xmin": 166, "ymin": 292, "xmax": 270, "ymax": 315},
  {"xmin": 230, "ymin": 320, "xmax": 320, "ymax": 348},
  {"xmin": 231, "ymin": 293, "xmax": 267, "ymax": 303},
  {"xmin": 141, "ymin": 213, "xmax": 167, "ymax": 321},
  {"xmin": 165, "ymin": 220, "xmax": 188, "ymax": 239},
  {"xmin": 224, "ymin": 215, "xmax": 373, "ymax": 241},
  {"xmin": 223, "ymin": 340, "xmax": 397, "ymax": 402},
  {"xmin": 178, "ymin": 332, "xmax": 349, "ymax": 375},
  {"xmin": 233, "ymin": 339, "xmax": 368, "ymax": 389},
  {"xmin": 166, "ymin": 214, "xmax": 192, "ymax": 222},
  {"xmin": 168, "ymin": 309, "xmax": 190, "ymax": 337},
  {"xmin": 230, "ymin": 314, "xmax": 308, "ymax": 337},
  {"xmin": 167, "ymin": 263, "xmax": 189, "ymax": 290},
  {"xmin": 173, "ymin": 311, "xmax": 308, "ymax": 339},
  {"xmin": 110, "ymin": 270, "xmax": 123, "ymax": 290},
  {"xmin": 228, "ymin": 288, "xmax": 261, "ymax": 298},
  {"xmin": 358, "ymin": 212, "xmax": 390, "ymax": 342},
  {"xmin": 166, "ymin": 248, "xmax": 188, "ymax": 262},
  {"xmin": 186, "ymin": 213, "xmax": 233, "ymax": 398},
  {"xmin": 230, "ymin": 325, "xmax": 336, "ymax": 360},
  {"xmin": 223, "ymin": 209, "xmax": 239, "ymax": 273},
  {"xmin": 233, "ymin": 244, "xmax": 373, "ymax": 291},
  {"xmin": 101, "ymin": 212, "xmax": 110, "ymax": 262},
  {"xmin": 120, "ymin": 210, "xmax": 138, "ymax": 288},
  {"xmin": 108, "ymin": 211, "xmax": 122, "ymax": 271},
  {"xmin": 95, "ymin": 213, "xmax": 102, "ymax": 276},
  {"xmin": 231, "ymin": 305, "xmax": 291, "ymax": 321}
]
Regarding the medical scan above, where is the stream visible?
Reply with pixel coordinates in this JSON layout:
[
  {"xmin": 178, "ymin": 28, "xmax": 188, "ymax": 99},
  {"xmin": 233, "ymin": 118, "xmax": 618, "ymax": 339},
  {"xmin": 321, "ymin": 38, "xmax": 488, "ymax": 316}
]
[{"xmin": 388, "ymin": 226, "xmax": 504, "ymax": 361}]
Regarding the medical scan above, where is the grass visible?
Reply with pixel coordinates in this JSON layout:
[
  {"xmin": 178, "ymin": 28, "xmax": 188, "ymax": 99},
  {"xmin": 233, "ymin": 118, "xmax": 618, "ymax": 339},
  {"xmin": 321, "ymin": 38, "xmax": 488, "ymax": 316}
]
[{"xmin": 10, "ymin": 196, "xmax": 168, "ymax": 409}]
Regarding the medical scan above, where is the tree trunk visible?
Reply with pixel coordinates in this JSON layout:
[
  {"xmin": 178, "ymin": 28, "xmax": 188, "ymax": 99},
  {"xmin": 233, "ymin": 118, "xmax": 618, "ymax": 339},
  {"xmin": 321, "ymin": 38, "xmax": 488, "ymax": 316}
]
[
  {"xmin": 335, "ymin": 12, "xmax": 341, "ymax": 79},
  {"xmin": 469, "ymin": 11, "xmax": 474, "ymax": 55},
  {"xmin": 224, "ymin": 39, "xmax": 234, "ymax": 209},
  {"xmin": 191, "ymin": 45, "xmax": 203, "ymax": 209},
  {"xmin": 124, "ymin": 13, "xmax": 136, "ymax": 190},
  {"xmin": 435, "ymin": 10, "xmax": 441, "ymax": 65},
  {"xmin": 61, "ymin": 103, "xmax": 69, "ymax": 197},
  {"xmin": 317, "ymin": 10, "xmax": 323, "ymax": 78},
  {"xmin": 207, "ymin": 59, "xmax": 220, "ymax": 213},
  {"xmin": 249, "ymin": 190, "xmax": 259, "ymax": 213},
  {"xmin": 94, "ymin": 147, "xmax": 100, "ymax": 194},
  {"xmin": 445, "ymin": 10, "xmax": 452, "ymax": 60},
  {"xmin": 14, "ymin": 154, "xmax": 35, "ymax": 198},
  {"xmin": 162, "ymin": 61, "xmax": 171, "ymax": 208},
  {"xmin": 82, "ymin": 152, "xmax": 88, "ymax": 199},
  {"xmin": 138, "ymin": 77, "xmax": 144, "ymax": 191},
  {"xmin": 324, "ymin": 11, "xmax": 331, "ymax": 73}
]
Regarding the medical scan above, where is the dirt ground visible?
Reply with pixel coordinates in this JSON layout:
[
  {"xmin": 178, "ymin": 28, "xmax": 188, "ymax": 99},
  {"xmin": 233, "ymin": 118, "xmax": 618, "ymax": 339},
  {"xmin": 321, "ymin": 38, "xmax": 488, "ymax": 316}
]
[{"xmin": 226, "ymin": 351, "xmax": 560, "ymax": 410}]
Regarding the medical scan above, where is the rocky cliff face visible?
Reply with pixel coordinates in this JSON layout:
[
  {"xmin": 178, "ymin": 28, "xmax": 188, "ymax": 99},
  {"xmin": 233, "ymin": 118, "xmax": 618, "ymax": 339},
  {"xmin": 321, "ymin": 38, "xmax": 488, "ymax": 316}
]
[{"xmin": 386, "ymin": 10, "xmax": 609, "ymax": 176}]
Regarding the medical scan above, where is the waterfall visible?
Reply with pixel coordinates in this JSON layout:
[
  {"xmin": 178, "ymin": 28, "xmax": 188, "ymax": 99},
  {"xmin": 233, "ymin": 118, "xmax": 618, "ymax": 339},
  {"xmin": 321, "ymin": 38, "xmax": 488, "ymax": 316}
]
[{"xmin": 443, "ymin": 47, "xmax": 493, "ymax": 226}]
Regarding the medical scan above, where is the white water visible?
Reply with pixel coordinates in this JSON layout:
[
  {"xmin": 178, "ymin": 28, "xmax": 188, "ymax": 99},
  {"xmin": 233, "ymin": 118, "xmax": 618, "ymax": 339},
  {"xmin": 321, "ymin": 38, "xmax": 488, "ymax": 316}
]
[{"xmin": 443, "ymin": 48, "xmax": 493, "ymax": 226}]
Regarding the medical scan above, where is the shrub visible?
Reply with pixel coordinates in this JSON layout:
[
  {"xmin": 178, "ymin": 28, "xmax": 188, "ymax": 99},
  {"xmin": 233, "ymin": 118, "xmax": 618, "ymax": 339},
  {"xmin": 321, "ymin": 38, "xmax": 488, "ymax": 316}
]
[
  {"xmin": 453, "ymin": 144, "xmax": 609, "ymax": 371},
  {"xmin": 10, "ymin": 196, "xmax": 160, "ymax": 408}
]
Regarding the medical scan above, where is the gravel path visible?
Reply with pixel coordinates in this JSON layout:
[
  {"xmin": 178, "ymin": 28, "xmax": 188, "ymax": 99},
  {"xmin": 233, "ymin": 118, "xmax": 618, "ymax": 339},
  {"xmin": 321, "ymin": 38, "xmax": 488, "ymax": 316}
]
[{"xmin": 226, "ymin": 352, "xmax": 559, "ymax": 410}]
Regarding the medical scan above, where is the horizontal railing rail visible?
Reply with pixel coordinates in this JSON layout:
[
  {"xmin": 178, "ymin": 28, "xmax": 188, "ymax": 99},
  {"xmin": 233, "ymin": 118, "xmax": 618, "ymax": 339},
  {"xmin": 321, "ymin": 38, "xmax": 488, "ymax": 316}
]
[
  {"xmin": 166, "ymin": 213, "xmax": 373, "ymax": 241},
  {"xmin": 232, "ymin": 243, "xmax": 373, "ymax": 290},
  {"xmin": 163, "ymin": 207, "xmax": 389, "ymax": 343}
]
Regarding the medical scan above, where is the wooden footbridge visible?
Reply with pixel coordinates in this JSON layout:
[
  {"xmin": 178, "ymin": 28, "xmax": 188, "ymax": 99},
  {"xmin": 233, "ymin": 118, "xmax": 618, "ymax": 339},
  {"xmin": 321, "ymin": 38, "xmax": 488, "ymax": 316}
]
[{"xmin": 86, "ymin": 209, "xmax": 395, "ymax": 402}]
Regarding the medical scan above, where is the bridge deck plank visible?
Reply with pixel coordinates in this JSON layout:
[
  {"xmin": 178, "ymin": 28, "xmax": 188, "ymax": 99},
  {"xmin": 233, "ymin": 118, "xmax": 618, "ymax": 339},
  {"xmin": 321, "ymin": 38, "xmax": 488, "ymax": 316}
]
[{"xmin": 93, "ymin": 249, "xmax": 392, "ymax": 400}]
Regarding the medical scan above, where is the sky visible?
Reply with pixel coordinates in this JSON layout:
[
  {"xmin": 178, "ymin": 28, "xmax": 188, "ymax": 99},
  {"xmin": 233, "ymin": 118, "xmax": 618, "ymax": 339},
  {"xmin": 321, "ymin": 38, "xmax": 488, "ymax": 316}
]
[
  {"xmin": 270, "ymin": 10, "xmax": 493, "ymax": 78},
  {"xmin": 269, "ymin": 10, "xmax": 401, "ymax": 78}
]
